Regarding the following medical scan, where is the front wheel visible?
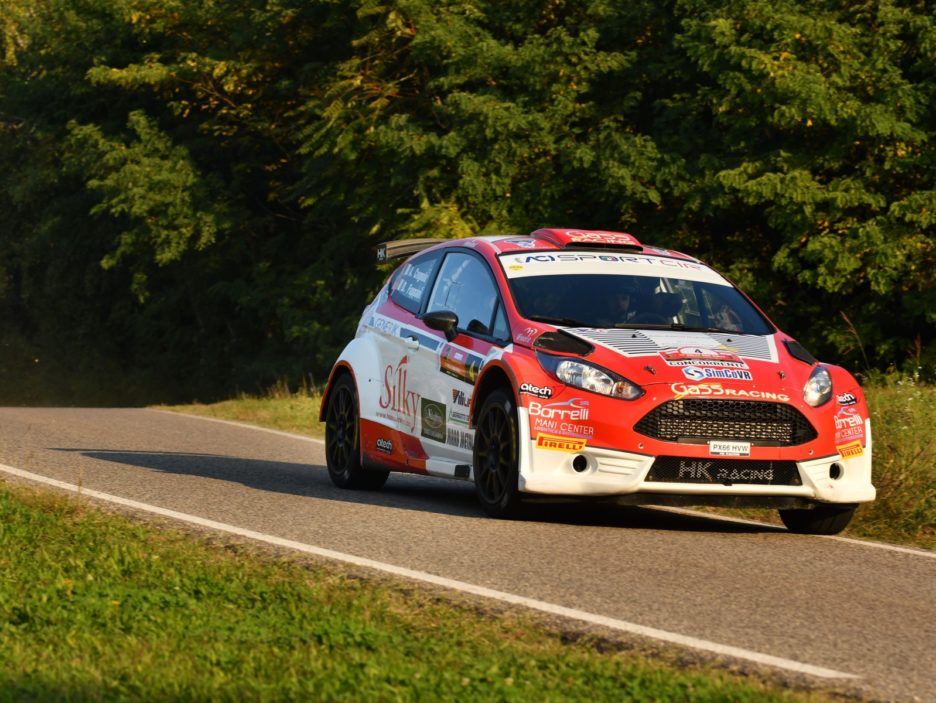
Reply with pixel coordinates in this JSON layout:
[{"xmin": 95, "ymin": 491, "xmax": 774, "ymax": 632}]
[
  {"xmin": 472, "ymin": 389, "xmax": 523, "ymax": 518},
  {"xmin": 779, "ymin": 505, "xmax": 856, "ymax": 535},
  {"xmin": 325, "ymin": 374, "xmax": 389, "ymax": 490}
]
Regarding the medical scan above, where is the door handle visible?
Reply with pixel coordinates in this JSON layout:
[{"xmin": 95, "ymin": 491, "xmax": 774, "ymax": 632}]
[{"xmin": 405, "ymin": 336, "xmax": 420, "ymax": 350}]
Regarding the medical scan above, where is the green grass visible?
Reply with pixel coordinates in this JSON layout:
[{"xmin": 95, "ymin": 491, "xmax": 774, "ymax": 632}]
[
  {"xmin": 0, "ymin": 483, "xmax": 836, "ymax": 702},
  {"xmin": 158, "ymin": 374, "xmax": 936, "ymax": 551}
]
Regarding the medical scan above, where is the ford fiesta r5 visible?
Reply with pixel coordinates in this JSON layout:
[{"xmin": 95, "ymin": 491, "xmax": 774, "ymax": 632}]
[{"xmin": 320, "ymin": 228, "xmax": 874, "ymax": 535}]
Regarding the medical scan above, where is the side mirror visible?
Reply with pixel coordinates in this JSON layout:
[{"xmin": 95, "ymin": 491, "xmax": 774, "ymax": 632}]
[{"xmin": 421, "ymin": 309, "xmax": 459, "ymax": 341}]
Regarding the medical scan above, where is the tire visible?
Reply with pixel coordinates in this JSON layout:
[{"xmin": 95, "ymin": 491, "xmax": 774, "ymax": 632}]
[
  {"xmin": 325, "ymin": 374, "xmax": 389, "ymax": 490},
  {"xmin": 472, "ymin": 389, "xmax": 523, "ymax": 518},
  {"xmin": 779, "ymin": 505, "xmax": 856, "ymax": 535}
]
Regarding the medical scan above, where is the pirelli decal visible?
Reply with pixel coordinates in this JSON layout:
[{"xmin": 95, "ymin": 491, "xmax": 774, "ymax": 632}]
[
  {"xmin": 836, "ymin": 440, "xmax": 864, "ymax": 459},
  {"xmin": 535, "ymin": 433, "xmax": 587, "ymax": 452}
]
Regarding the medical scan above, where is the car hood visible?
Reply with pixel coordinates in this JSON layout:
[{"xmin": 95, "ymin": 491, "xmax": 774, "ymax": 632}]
[{"xmin": 560, "ymin": 327, "xmax": 801, "ymax": 392}]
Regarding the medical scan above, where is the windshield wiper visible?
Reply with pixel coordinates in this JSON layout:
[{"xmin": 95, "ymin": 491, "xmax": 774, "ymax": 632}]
[
  {"xmin": 528, "ymin": 314, "xmax": 595, "ymax": 328},
  {"xmin": 614, "ymin": 321, "xmax": 750, "ymax": 335}
]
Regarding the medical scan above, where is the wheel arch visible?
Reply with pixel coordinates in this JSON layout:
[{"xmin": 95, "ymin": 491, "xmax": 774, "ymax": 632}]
[
  {"xmin": 470, "ymin": 362, "xmax": 518, "ymax": 428},
  {"xmin": 318, "ymin": 334, "xmax": 384, "ymax": 422}
]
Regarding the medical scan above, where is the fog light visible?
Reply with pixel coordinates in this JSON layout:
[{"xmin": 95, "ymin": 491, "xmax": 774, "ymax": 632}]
[
  {"xmin": 572, "ymin": 455, "xmax": 589, "ymax": 473},
  {"xmin": 829, "ymin": 463, "xmax": 843, "ymax": 480}
]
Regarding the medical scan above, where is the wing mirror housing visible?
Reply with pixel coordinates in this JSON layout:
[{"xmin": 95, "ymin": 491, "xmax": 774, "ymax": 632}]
[{"xmin": 421, "ymin": 309, "xmax": 459, "ymax": 341}]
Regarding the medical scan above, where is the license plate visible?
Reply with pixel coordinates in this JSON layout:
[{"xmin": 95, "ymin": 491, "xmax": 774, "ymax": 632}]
[{"xmin": 708, "ymin": 440, "xmax": 751, "ymax": 456}]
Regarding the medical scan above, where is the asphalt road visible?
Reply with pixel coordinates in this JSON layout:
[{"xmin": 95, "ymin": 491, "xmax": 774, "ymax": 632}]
[{"xmin": 0, "ymin": 407, "xmax": 933, "ymax": 702}]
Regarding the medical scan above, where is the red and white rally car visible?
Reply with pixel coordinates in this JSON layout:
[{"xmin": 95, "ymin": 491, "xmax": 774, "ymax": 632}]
[{"xmin": 320, "ymin": 228, "xmax": 874, "ymax": 534}]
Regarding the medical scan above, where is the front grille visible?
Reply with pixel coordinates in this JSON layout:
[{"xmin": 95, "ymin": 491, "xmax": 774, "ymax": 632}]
[
  {"xmin": 634, "ymin": 399, "xmax": 817, "ymax": 446},
  {"xmin": 647, "ymin": 456, "xmax": 801, "ymax": 486}
]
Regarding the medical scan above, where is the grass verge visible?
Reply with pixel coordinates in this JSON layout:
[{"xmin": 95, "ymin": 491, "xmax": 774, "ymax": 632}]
[
  {"xmin": 157, "ymin": 374, "xmax": 936, "ymax": 550},
  {"xmin": 0, "ymin": 482, "xmax": 837, "ymax": 702}
]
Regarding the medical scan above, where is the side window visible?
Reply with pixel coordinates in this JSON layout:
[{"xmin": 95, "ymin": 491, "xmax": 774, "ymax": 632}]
[
  {"xmin": 492, "ymin": 302, "xmax": 510, "ymax": 341},
  {"xmin": 390, "ymin": 253, "xmax": 439, "ymax": 314},
  {"xmin": 427, "ymin": 252, "xmax": 501, "ymax": 337}
]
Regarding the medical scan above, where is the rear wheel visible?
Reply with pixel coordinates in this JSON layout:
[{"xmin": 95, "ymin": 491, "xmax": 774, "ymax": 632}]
[
  {"xmin": 473, "ymin": 389, "xmax": 523, "ymax": 518},
  {"xmin": 325, "ymin": 374, "xmax": 389, "ymax": 490},
  {"xmin": 779, "ymin": 505, "xmax": 855, "ymax": 535}
]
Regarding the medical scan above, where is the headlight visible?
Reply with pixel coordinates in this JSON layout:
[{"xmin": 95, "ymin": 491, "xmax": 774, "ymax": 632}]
[
  {"xmin": 537, "ymin": 353, "xmax": 644, "ymax": 400},
  {"xmin": 803, "ymin": 365, "xmax": 832, "ymax": 407}
]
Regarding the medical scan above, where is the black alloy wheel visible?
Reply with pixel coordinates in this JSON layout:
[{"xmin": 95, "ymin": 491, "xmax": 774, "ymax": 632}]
[
  {"xmin": 325, "ymin": 374, "xmax": 389, "ymax": 490},
  {"xmin": 473, "ymin": 389, "xmax": 523, "ymax": 518}
]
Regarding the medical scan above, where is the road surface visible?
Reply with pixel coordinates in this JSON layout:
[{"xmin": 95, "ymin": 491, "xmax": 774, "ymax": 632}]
[{"xmin": 0, "ymin": 408, "xmax": 932, "ymax": 702}]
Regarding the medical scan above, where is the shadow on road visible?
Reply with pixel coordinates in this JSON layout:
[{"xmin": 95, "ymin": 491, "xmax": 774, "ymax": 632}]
[{"xmin": 51, "ymin": 448, "xmax": 786, "ymax": 535}]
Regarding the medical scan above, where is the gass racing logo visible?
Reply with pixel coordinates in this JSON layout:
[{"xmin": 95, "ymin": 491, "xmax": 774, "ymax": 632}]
[{"xmin": 670, "ymin": 382, "xmax": 790, "ymax": 402}]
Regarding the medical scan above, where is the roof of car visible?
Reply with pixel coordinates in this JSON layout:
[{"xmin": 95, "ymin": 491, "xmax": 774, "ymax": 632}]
[{"xmin": 378, "ymin": 228, "xmax": 701, "ymax": 264}]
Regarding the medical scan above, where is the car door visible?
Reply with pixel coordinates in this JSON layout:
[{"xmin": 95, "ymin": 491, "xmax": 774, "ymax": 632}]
[
  {"xmin": 370, "ymin": 251, "xmax": 442, "ymax": 446},
  {"xmin": 420, "ymin": 250, "xmax": 510, "ymax": 466}
]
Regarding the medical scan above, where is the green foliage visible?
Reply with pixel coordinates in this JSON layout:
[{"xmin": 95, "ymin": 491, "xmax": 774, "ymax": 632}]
[{"xmin": 0, "ymin": 0, "xmax": 933, "ymax": 402}]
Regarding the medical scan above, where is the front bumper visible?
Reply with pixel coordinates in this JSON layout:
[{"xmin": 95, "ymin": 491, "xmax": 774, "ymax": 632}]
[{"xmin": 516, "ymin": 409, "xmax": 875, "ymax": 507}]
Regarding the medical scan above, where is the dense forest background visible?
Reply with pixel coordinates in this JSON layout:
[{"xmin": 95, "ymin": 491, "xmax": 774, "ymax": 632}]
[{"xmin": 0, "ymin": 0, "xmax": 933, "ymax": 404}]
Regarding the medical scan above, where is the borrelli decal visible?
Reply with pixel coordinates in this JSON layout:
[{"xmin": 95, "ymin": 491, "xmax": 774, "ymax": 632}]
[
  {"xmin": 528, "ymin": 398, "xmax": 593, "ymax": 438},
  {"xmin": 670, "ymin": 382, "xmax": 790, "ymax": 402}
]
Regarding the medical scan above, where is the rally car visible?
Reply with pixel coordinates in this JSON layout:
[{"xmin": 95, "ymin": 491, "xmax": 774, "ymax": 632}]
[{"xmin": 320, "ymin": 228, "xmax": 874, "ymax": 535}]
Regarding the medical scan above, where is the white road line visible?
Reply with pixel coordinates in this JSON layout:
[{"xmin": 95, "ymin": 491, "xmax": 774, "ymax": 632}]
[
  {"xmin": 661, "ymin": 506, "xmax": 936, "ymax": 560},
  {"xmin": 154, "ymin": 410, "xmax": 935, "ymax": 560},
  {"xmin": 2, "ymin": 462, "xmax": 857, "ymax": 681}
]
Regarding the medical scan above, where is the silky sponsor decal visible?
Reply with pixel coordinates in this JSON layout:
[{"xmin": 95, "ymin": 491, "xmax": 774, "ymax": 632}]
[
  {"xmin": 836, "ymin": 440, "xmax": 864, "ymax": 459},
  {"xmin": 535, "ymin": 433, "xmax": 587, "ymax": 452},
  {"xmin": 708, "ymin": 440, "xmax": 751, "ymax": 457},
  {"xmin": 836, "ymin": 392, "xmax": 858, "ymax": 406},
  {"xmin": 439, "ymin": 344, "xmax": 483, "ymax": 384},
  {"xmin": 446, "ymin": 427, "xmax": 474, "ymax": 450},
  {"xmin": 378, "ymin": 356, "xmax": 419, "ymax": 430},
  {"xmin": 420, "ymin": 398, "xmax": 447, "ymax": 442},
  {"xmin": 834, "ymin": 405, "xmax": 865, "ymax": 443},
  {"xmin": 661, "ymin": 347, "xmax": 748, "ymax": 369},
  {"xmin": 670, "ymin": 382, "xmax": 790, "ymax": 402},
  {"xmin": 520, "ymin": 382, "xmax": 553, "ymax": 399},
  {"xmin": 682, "ymin": 365, "xmax": 753, "ymax": 382},
  {"xmin": 375, "ymin": 438, "xmax": 393, "ymax": 454}
]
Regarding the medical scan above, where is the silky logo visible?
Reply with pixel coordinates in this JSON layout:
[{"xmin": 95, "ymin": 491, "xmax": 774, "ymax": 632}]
[{"xmin": 379, "ymin": 356, "xmax": 419, "ymax": 430}]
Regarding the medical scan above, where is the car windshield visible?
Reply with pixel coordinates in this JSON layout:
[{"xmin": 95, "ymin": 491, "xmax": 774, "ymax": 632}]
[{"xmin": 507, "ymin": 272, "xmax": 774, "ymax": 335}]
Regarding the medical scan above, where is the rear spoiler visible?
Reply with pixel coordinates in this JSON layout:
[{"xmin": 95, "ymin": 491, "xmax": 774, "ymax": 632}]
[{"xmin": 377, "ymin": 238, "xmax": 448, "ymax": 262}]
